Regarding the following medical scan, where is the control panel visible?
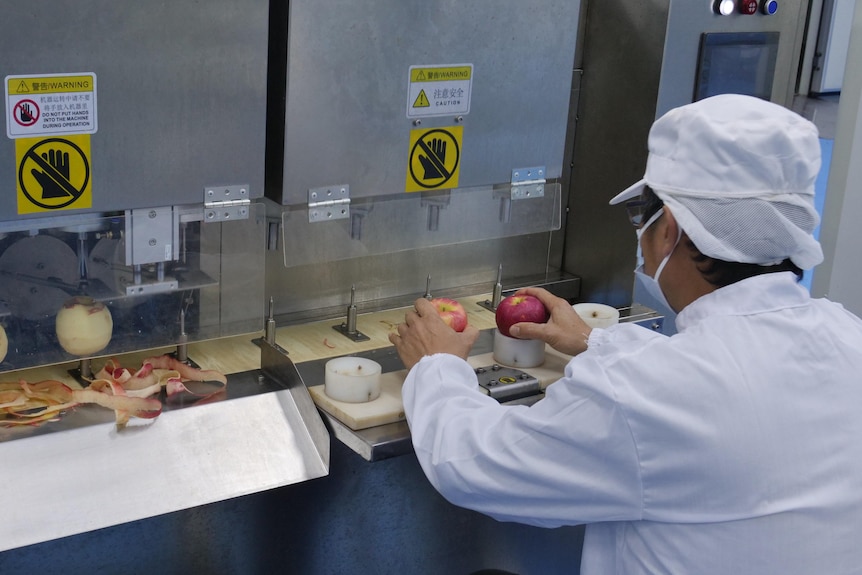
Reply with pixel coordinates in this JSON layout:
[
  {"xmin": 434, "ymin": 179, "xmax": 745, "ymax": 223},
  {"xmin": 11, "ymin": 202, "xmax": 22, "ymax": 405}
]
[{"xmin": 713, "ymin": 0, "xmax": 779, "ymax": 14}]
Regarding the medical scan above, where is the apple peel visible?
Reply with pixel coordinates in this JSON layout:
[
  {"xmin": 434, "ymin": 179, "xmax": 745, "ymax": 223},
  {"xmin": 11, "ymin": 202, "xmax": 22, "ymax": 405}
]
[
  {"xmin": 142, "ymin": 355, "xmax": 227, "ymax": 400},
  {"xmin": 1, "ymin": 355, "xmax": 227, "ymax": 429},
  {"xmin": 0, "ymin": 378, "xmax": 160, "ymax": 428}
]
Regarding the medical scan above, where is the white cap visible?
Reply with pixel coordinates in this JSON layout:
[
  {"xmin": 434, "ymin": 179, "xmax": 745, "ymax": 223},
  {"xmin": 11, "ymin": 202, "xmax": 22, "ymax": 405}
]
[{"xmin": 610, "ymin": 94, "xmax": 823, "ymax": 269}]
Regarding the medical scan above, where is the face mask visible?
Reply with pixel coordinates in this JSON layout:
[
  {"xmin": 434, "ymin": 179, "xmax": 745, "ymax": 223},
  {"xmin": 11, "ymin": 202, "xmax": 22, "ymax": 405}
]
[{"xmin": 634, "ymin": 208, "xmax": 681, "ymax": 311}]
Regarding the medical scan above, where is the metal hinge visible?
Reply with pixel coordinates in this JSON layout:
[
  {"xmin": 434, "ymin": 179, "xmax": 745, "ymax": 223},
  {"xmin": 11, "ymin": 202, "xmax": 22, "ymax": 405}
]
[
  {"xmin": 308, "ymin": 185, "xmax": 350, "ymax": 223},
  {"xmin": 510, "ymin": 166, "xmax": 546, "ymax": 199},
  {"xmin": 204, "ymin": 184, "xmax": 251, "ymax": 222}
]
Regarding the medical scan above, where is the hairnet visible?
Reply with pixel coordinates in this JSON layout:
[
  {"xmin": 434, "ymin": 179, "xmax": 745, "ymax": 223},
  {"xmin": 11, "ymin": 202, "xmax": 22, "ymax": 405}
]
[{"xmin": 610, "ymin": 94, "xmax": 823, "ymax": 269}]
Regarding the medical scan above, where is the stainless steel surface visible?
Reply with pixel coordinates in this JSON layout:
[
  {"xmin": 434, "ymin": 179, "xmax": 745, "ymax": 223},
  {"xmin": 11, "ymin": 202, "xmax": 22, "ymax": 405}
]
[
  {"xmin": 0, "ymin": 360, "xmax": 329, "ymax": 552},
  {"xmin": 268, "ymin": 0, "xmax": 580, "ymax": 206},
  {"xmin": 0, "ymin": 0, "xmax": 267, "ymax": 221},
  {"xmin": 321, "ymin": 412, "xmax": 413, "ymax": 462},
  {"xmin": 263, "ymin": 0, "xmax": 581, "ymax": 324},
  {"xmin": 0, "ymin": 437, "xmax": 585, "ymax": 574},
  {"xmin": 620, "ymin": 304, "xmax": 666, "ymax": 333}
]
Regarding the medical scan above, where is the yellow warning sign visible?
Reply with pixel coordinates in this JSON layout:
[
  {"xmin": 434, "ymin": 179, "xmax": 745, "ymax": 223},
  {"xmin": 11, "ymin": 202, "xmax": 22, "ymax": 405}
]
[
  {"xmin": 412, "ymin": 89, "xmax": 430, "ymax": 109},
  {"xmin": 409, "ymin": 66, "xmax": 472, "ymax": 82},
  {"xmin": 16, "ymin": 135, "xmax": 92, "ymax": 214},
  {"xmin": 406, "ymin": 126, "xmax": 462, "ymax": 192},
  {"xmin": 6, "ymin": 72, "xmax": 98, "ymax": 138},
  {"xmin": 8, "ymin": 75, "xmax": 95, "ymax": 95},
  {"xmin": 406, "ymin": 64, "xmax": 473, "ymax": 119}
]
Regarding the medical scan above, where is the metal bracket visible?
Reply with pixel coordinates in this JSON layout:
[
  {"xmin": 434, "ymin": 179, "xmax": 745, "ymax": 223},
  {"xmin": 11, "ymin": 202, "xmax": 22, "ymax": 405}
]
[
  {"xmin": 510, "ymin": 166, "xmax": 546, "ymax": 199},
  {"xmin": 475, "ymin": 364, "xmax": 541, "ymax": 403},
  {"xmin": 332, "ymin": 323, "xmax": 371, "ymax": 342},
  {"xmin": 308, "ymin": 185, "xmax": 350, "ymax": 223},
  {"xmin": 126, "ymin": 279, "xmax": 179, "ymax": 296},
  {"xmin": 204, "ymin": 184, "xmax": 251, "ymax": 222}
]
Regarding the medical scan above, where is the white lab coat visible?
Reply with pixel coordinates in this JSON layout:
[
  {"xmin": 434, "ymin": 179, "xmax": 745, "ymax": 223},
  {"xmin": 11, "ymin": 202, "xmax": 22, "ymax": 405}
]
[{"xmin": 402, "ymin": 272, "xmax": 862, "ymax": 574}]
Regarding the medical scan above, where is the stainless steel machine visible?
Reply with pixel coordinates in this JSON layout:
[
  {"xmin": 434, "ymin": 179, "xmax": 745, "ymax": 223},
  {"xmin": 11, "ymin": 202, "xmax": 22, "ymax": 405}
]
[
  {"xmin": 0, "ymin": 0, "xmax": 271, "ymax": 370},
  {"xmin": 0, "ymin": 0, "xmax": 815, "ymax": 572},
  {"xmin": 0, "ymin": 0, "xmax": 330, "ymax": 562},
  {"xmin": 264, "ymin": 0, "xmax": 583, "ymax": 323},
  {"xmin": 0, "ymin": 1, "xmax": 589, "ymax": 573}
]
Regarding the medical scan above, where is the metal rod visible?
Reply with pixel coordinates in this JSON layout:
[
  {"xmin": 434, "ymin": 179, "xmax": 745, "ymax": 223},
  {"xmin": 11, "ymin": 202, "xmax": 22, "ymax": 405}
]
[
  {"xmin": 176, "ymin": 308, "xmax": 189, "ymax": 363},
  {"xmin": 424, "ymin": 275, "xmax": 432, "ymax": 300},
  {"xmin": 78, "ymin": 358, "xmax": 92, "ymax": 380},
  {"xmin": 77, "ymin": 232, "xmax": 89, "ymax": 282},
  {"xmin": 491, "ymin": 263, "xmax": 503, "ymax": 310},
  {"xmin": 331, "ymin": 285, "xmax": 370, "ymax": 342},
  {"xmin": 345, "ymin": 284, "xmax": 358, "ymax": 334},
  {"xmin": 265, "ymin": 296, "xmax": 276, "ymax": 344}
]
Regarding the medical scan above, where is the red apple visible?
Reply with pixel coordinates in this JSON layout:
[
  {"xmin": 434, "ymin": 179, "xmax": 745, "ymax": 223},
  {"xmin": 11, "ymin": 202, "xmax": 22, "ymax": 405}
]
[
  {"xmin": 495, "ymin": 294, "xmax": 549, "ymax": 337},
  {"xmin": 429, "ymin": 297, "xmax": 468, "ymax": 332}
]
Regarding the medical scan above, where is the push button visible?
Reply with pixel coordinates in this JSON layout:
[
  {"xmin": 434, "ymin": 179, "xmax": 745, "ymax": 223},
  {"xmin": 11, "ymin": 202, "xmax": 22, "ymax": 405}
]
[
  {"xmin": 761, "ymin": 0, "xmax": 779, "ymax": 14},
  {"xmin": 738, "ymin": 0, "xmax": 758, "ymax": 14},
  {"xmin": 713, "ymin": 0, "xmax": 735, "ymax": 15}
]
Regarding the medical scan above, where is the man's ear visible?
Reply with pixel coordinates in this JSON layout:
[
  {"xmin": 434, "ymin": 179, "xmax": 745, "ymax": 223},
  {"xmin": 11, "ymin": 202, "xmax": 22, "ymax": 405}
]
[{"xmin": 659, "ymin": 208, "xmax": 681, "ymax": 256}]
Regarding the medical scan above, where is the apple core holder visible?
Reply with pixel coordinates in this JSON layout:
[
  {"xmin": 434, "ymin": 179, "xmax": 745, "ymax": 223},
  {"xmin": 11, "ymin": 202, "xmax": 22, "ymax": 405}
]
[
  {"xmin": 573, "ymin": 303, "xmax": 620, "ymax": 329},
  {"xmin": 324, "ymin": 357, "xmax": 383, "ymax": 403},
  {"xmin": 492, "ymin": 329, "xmax": 546, "ymax": 368}
]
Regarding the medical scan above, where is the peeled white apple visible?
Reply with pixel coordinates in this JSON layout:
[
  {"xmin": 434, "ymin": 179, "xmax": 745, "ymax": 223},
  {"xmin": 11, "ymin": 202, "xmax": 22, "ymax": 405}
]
[
  {"xmin": 0, "ymin": 323, "xmax": 7, "ymax": 363},
  {"xmin": 55, "ymin": 296, "xmax": 113, "ymax": 356}
]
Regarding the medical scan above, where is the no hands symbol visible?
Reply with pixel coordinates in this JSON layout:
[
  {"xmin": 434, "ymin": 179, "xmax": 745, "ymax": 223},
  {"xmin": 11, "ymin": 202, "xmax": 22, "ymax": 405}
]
[
  {"xmin": 407, "ymin": 127, "xmax": 461, "ymax": 191},
  {"xmin": 18, "ymin": 137, "xmax": 90, "ymax": 210},
  {"xmin": 13, "ymin": 99, "xmax": 40, "ymax": 127}
]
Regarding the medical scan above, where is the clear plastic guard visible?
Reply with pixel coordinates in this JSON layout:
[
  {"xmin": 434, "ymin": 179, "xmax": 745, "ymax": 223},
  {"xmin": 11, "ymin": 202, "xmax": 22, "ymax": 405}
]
[
  {"xmin": 0, "ymin": 204, "xmax": 265, "ymax": 373},
  {"xmin": 282, "ymin": 182, "xmax": 561, "ymax": 268}
]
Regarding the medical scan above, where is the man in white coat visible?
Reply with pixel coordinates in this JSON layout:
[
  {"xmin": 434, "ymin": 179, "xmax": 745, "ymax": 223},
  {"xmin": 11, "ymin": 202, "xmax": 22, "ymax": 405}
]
[{"xmin": 389, "ymin": 94, "xmax": 862, "ymax": 574}]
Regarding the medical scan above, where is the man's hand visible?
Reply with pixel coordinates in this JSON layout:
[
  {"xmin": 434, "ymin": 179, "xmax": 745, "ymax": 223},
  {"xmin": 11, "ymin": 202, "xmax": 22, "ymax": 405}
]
[
  {"xmin": 389, "ymin": 298, "xmax": 480, "ymax": 370},
  {"xmin": 507, "ymin": 287, "xmax": 593, "ymax": 357}
]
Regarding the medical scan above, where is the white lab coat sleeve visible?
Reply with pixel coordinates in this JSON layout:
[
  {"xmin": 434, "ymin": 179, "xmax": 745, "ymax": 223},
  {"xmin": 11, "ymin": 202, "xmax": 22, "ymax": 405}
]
[{"xmin": 402, "ymin": 350, "xmax": 645, "ymax": 528}]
